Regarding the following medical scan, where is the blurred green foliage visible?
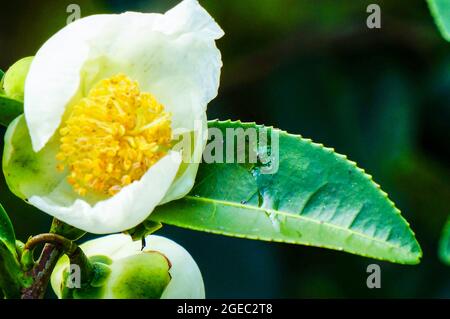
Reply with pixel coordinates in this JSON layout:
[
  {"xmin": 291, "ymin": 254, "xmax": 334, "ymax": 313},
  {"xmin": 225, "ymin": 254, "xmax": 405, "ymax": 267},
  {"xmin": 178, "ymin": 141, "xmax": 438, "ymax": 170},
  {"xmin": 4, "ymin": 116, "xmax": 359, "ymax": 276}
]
[
  {"xmin": 439, "ymin": 217, "xmax": 450, "ymax": 265},
  {"xmin": 427, "ymin": 0, "xmax": 450, "ymax": 41},
  {"xmin": 0, "ymin": 0, "xmax": 449, "ymax": 298}
]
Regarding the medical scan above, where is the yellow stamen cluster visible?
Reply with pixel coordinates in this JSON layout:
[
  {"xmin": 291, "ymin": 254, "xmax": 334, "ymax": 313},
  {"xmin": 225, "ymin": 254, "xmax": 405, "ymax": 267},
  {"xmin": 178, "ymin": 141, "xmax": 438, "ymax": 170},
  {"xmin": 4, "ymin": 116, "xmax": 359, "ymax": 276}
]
[{"xmin": 57, "ymin": 74, "xmax": 172, "ymax": 197}]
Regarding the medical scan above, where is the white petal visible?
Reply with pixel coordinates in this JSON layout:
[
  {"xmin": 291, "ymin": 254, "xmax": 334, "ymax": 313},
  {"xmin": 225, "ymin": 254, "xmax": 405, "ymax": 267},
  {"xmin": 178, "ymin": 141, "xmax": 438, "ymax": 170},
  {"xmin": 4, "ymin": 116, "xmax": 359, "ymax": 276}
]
[
  {"xmin": 24, "ymin": 15, "xmax": 113, "ymax": 152},
  {"xmin": 28, "ymin": 152, "xmax": 182, "ymax": 234},
  {"xmin": 82, "ymin": 4, "xmax": 222, "ymax": 132},
  {"xmin": 145, "ymin": 235, "xmax": 205, "ymax": 299},
  {"xmin": 26, "ymin": 0, "xmax": 223, "ymax": 151},
  {"xmin": 161, "ymin": 112, "xmax": 207, "ymax": 203},
  {"xmin": 155, "ymin": 0, "xmax": 224, "ymax": 39},
  {"xmin": 50, "ymin": 254, "xmax": 68, "ymax": 298},
  {"xmin": 77, "ymin": 233, "xmax": 140, "ymax": 260}
]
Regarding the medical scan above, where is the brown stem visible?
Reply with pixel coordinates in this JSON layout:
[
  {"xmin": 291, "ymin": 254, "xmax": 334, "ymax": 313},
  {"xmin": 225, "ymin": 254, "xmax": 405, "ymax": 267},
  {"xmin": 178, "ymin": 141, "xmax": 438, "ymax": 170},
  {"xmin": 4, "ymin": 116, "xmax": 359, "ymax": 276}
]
[
  {"xmin": 21, "ymin": 243, "xmax": 62, "ymax": 299},
  {"xmin": 20, "ymin": 218, "xmax": 86, "ymax": 299}
]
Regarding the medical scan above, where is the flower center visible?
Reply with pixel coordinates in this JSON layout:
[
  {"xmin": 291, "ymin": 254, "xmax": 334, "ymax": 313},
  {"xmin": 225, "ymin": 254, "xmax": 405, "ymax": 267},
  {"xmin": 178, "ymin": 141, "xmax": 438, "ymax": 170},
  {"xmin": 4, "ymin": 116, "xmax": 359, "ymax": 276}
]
[{"xmin": 56, "ymin": 74, "xmax": 172, "ymax": 197}]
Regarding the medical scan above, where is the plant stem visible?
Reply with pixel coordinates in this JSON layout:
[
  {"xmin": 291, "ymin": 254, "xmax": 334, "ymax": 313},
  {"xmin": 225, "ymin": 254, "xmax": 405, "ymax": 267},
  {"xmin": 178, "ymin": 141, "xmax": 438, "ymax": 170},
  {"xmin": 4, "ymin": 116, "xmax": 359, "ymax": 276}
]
[
  {"xmin": 50, "ymin": 219, "xmax": 86, "ymax": 241},
  {"xmin": 20, "ymin": 218, "xmax": 86, "ymax": 299},
  {"xmin": 68, "ymin": 246, "xmax": 94, "ymax": 286},
  {"xmin": 24, "ymin": 233, "xmax": 77, "ymax": 254},
  {"xmin": 21, "ymin": 243, "xmax": 62, "ymax": 299}
]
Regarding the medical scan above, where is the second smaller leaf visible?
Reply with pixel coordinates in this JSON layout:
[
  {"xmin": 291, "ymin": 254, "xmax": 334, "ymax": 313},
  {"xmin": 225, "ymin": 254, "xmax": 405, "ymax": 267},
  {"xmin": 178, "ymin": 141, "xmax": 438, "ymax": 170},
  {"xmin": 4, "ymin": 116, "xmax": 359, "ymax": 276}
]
[
  {"xmin": 439, "ymin": 217, "xmax": 450, "ymax": 265},
  {"xmin": 0, "ymin": 203, "xmax": 16, "ymax": 255}
]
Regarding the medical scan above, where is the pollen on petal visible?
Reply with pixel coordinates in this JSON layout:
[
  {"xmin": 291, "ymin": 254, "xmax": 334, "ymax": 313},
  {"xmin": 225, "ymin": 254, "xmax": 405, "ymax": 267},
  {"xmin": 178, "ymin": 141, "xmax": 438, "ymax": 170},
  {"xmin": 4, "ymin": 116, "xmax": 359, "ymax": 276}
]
[{"xmin": 57, "ymin": 74, "xmax": 172, "ymax": 197}]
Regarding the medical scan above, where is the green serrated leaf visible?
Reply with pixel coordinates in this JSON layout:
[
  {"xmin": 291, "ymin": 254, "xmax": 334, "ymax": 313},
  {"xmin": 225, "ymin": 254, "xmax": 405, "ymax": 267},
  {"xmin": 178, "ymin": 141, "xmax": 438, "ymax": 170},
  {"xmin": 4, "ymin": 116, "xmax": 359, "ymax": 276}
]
[
  {"xmin": 427, "ymin": 0, "xmax": 450, "ymax": 41},
  {"xmin": 150, "ymin": 120, "xmax": 422, "ymax": 264},
  {"xmin": 0, "ymin": 204, "xmax": 24, "ymax": 298},
  {"xmin": 0, "ymin": 203, "xmax": 16, "ymax": 255},
  {"xmin": 0, "ymin": 241, "xmax": 24, "ymax": 298},
  {"xmin": 0, "ymin": 94, "xmax": 23, "ymax": 127},
  {"xmin": 439, "ymin": 217, "xmax": 450, "ymax": 265}
]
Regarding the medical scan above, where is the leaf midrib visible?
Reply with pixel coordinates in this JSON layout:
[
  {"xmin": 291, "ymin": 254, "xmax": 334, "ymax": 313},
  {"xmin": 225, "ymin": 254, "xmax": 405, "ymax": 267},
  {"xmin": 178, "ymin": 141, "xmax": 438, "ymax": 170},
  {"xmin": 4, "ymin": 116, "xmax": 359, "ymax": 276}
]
[{"xmin": 183, "ymin": 195, "xmax": 414, "ymax": 256}]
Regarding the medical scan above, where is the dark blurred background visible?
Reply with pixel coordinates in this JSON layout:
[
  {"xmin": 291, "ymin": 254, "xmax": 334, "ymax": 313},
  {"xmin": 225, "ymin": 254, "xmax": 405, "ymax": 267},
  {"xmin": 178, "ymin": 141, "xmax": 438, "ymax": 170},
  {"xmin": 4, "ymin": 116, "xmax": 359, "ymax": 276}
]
[{"xmin": 1, "ymin": 0, "xmax": 449, "ymax": 298}]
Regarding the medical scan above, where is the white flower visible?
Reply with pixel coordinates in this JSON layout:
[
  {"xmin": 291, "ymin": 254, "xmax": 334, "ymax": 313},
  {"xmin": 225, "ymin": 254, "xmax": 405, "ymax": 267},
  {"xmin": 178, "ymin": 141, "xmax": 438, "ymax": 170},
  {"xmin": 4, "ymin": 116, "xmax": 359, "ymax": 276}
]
[
  {"xmin": 51, "ymin": 234, "xmax": 205, "ymax": 299},
  {"xmin": 2, "ymin": 0, "xmax": 223, "ymax": 233}
]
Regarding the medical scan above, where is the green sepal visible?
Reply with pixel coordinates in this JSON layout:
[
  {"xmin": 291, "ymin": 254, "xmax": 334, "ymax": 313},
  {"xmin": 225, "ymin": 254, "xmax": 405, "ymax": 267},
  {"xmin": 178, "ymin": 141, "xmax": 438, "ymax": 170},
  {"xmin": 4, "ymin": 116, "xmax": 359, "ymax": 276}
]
[
  {"xmin": 108, "ymin": 251, "xmax": 171, "ymax": 299},
  {"xmin": 60, "ymin": 258, "xmax": 112, "ymax": 299},
  {"xmin": 2, "ymin": 115, "xmax": 61, "ymax": 200},
  {"xmin": 50, "ymin": 219, "xmax": 86, "ymax": 241},
  {"xmin": 2, "ymin": 57, "xmax": 33, "ymax": 101},
  {"xmin": 59, "ymin": 251, "xmax": 171, "ymax": 299},
  {"xmin": 20, "ymin": 249, "xmax": 35, "ymax": 272},
  {"xmin": 124, "ymin": 220, "xmax": 163, "ymax": 241},
  {"xmin": 15, "ymin": 240, "xmax": 34, "ymax": 272},
  {"xmin": 89, "ymin": 262, "xmax": 112, "ymax": 288},
  {"xmin": 0, "ymin": 57, "xmax": 32, "ymax": 127}
]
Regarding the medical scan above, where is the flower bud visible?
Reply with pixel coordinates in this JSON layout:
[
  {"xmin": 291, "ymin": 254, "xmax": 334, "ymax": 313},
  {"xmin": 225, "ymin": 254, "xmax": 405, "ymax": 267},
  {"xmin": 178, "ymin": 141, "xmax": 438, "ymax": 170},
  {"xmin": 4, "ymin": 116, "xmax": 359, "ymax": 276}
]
[
  {"xmin": 2, "ymin": 57, "xmax": 33, "ymax": 101},
  {"xmin": 51, "ymin": 234, "xmax": 204, "ymax": 299}
]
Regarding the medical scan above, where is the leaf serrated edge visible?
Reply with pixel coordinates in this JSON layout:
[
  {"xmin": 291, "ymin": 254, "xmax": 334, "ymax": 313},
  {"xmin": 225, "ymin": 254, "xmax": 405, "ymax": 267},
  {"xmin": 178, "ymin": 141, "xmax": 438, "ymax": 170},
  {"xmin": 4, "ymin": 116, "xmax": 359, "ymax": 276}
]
[
  {"xmin": 159, "ymin": 214, "xmax": 416, "ymax": 264},
  {"xmin": 206, "ymin": 119, "xmax": 422, "ymax": 262}
]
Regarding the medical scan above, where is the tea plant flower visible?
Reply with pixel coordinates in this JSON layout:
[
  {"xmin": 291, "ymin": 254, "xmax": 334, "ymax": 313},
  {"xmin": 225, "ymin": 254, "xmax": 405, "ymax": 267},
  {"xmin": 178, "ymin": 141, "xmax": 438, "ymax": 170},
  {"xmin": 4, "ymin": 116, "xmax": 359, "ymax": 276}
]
[
  {"xmin": 2, "ymin": 0, "xmax": 223, "ymax": 233},
  {"xmin": 51, "ymin": 234, "xmax": 205, "ymax": 299}
]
